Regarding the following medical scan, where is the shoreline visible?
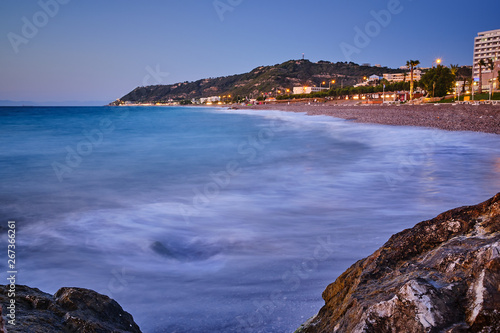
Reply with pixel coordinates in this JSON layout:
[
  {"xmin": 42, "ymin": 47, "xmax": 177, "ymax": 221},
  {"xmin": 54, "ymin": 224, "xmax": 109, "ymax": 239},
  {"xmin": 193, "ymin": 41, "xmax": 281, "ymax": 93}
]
[{"xmin": 235, "ymin": 103, "xmax": 500, "ymax": 135}]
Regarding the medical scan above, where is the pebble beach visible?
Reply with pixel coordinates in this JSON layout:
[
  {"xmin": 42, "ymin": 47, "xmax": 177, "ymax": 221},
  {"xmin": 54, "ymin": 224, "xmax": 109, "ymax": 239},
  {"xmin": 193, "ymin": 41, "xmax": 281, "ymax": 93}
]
[{"xmin": 244, "ymin": 103, "xmax": 500, "ymax": 135}]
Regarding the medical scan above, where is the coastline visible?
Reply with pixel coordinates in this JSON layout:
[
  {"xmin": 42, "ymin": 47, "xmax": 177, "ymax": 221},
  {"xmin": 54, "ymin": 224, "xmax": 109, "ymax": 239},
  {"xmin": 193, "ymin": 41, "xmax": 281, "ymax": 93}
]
[
  {"xmin": 3, "ymin": 106, "xmax": 500, "ymax": 332},
  {"xmin": 234, "ymin": 103, "xmax": 500, "ymax": 135}
]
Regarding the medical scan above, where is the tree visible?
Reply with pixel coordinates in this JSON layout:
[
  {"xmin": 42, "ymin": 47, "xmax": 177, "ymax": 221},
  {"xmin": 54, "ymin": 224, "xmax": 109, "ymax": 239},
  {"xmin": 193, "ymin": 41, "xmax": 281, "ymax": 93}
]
[
  {"xmin": 406, "ymin": 60, "xmax": 420, "ymax": 100},
  {"xmin": 486, "ymin": 58, "xmax": 495, "ymax": 94},
  {"xmin": 450, "ymin": 64, "xmax": 460, "ymax": 97},
  {"xmin": 420, "ymin": 65, "xmax": 455, "ymax": 98},
  {"xmin": 477, "ymin": 59, "xmax": 486, "ymax": 94},
  {"xmin": 450, "ymin": 64, "xmax": 459, "ymax": 78},
  {"xmin": 457, "ymin": 66, "xmax": 472, "ymax": 93}
]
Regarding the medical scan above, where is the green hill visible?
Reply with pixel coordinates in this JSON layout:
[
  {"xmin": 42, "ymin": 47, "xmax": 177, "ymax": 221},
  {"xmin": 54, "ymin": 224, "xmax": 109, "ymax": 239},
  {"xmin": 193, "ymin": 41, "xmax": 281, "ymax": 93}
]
[{"xmin": 115, "ymin": 59, "xmax": 403, "ymax": 103}]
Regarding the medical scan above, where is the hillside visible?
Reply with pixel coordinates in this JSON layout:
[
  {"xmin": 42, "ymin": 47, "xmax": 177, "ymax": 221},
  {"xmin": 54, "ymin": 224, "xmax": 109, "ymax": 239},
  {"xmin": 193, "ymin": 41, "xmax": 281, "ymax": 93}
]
[{"xmin": 115, "ymin": 60, "xmax": 403, "ymax": 103}]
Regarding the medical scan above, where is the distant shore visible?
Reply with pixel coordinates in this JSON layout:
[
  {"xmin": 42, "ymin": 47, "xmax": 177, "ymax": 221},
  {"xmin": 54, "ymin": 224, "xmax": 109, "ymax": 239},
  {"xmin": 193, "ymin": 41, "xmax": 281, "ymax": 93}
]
[{"xmin": 237, "ymin": 103, "xmax": 500, "ymax": 135}]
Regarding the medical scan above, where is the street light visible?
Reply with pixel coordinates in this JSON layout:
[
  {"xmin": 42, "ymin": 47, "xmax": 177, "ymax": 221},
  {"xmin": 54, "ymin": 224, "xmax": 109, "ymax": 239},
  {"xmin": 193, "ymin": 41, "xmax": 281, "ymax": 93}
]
[
  {"xmin": 329, "ymin": 80, "xmax": 336, "ymax": 89},
  {"xmin": 456, "ymin": 82, "xmax": 460, "ymax": 102},
  {"xmin": 276, "ymin": 88, "xmax": 291, "ymax": 98},
  {"xmin": 489, "ymin": 79, "xmax": 493, "ymax": 101}
]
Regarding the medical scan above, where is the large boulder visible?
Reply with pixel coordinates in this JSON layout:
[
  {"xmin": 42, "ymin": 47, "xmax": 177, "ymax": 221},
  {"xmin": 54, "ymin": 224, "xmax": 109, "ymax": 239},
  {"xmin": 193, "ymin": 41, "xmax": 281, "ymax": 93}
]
[
  {"xmin": 0, "ymin": 285, "xmax": 141, "ymax": 333},
  {"xmin": 297, "ymin": 193, "xmax": 500, "ymax": 333}
]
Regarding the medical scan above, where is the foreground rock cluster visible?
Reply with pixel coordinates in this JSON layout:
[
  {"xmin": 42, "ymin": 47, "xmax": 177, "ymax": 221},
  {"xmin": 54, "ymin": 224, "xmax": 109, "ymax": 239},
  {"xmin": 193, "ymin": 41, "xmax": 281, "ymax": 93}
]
[
  {"xmin": 0, "ymin": 286, "xmax": 141, "ymax": 332},
  {"xmin": 297, "ymin": 192, "xmax": 500, "ymax": 333}
]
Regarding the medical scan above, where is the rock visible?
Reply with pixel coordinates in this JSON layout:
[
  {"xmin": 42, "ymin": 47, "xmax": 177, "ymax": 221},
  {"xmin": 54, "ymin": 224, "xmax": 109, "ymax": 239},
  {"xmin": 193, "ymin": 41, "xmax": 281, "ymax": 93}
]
[
  {"xmin": 0, "ymin": 285, "xmax": 142, "ymax": 333},
  {"xmin": 0, "ymin": 306, "xmax": 6, "ymax": 333},
  {"xmin": 296, "ymin": 193, "xmax": 500, "ymax": 333}
]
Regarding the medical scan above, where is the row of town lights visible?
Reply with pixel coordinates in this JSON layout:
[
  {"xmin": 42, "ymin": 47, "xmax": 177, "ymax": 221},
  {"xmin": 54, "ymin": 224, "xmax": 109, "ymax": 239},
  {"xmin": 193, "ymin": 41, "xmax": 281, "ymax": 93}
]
[
  {"xmin": 319, "ymin": 80, "xmax": 336, "ymax": 89},
  {"xmin": 227, "ymin": 57, "xmax": 490, "ymax": 102},
  {"xmin": 277, "ymin": 59, "xmax": 445, "ymax": 97},
  {"xmin": 299, "ymin": 80, "xmax": 338, "ymax": 93}
]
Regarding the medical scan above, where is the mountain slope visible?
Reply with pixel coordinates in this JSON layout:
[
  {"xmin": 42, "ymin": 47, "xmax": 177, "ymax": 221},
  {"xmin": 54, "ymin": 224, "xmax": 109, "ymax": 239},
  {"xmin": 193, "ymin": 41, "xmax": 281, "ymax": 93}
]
[{"xmin": 116, "ymin": 60, "xmax": 403, "ymax": 103}]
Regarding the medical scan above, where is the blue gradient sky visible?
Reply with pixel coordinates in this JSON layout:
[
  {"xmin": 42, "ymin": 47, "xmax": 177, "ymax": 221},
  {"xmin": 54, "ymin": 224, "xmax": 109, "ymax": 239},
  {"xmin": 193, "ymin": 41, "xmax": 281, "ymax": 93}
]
[{"xmin": 1, "ymin": 0, "xmax": 499, "ymax": 104}]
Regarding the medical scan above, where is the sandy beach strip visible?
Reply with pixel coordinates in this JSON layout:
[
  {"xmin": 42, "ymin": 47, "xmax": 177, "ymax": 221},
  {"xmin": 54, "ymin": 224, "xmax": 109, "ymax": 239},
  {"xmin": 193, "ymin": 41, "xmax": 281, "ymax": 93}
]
[{"xmin": 241, "ymin": 103, "xmax": 500, "ymax": 135}]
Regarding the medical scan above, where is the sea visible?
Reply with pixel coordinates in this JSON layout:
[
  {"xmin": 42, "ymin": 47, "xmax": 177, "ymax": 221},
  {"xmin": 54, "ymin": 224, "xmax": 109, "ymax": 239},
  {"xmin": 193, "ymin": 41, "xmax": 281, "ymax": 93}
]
[{"xmin": 1, "ymin": 106, "xmax": 499, "ymax": 332}]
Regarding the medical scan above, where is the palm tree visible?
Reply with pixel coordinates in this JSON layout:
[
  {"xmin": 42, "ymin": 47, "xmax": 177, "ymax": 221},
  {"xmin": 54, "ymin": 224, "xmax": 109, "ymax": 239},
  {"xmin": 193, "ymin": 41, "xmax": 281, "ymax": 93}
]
[
  {"xmin": 477, "ymin": 59, "xmax": 486, "ymax": 94},
  {"xmin": 450, "ymin": 64, "xmax": 459, "ymax": 96},
  {"xmin": 406, "ymin": 60, "xmax": 420, "ymax": 100},
  {"xmin": 486, "ymin": 58, "xmax": 495, "ymax": 96},
  {"xmin": 450, "ymin": 64, "xmax": 459, "ymax": 79},
  {"xmin": 459, "ymin": 67, "xmax": 468, "ymax": 94},
  {"xmin": 486, "ymin": 58, "xmax": 495, "ymax": 70}
]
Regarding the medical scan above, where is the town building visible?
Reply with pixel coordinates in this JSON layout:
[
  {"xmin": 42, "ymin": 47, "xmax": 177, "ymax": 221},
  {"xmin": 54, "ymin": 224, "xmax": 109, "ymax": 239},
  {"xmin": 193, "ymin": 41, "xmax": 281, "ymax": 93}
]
[
  {"xmin": 292, "ymin": 87, "xmax": 329, "ymax": 94},
  {"xmin": 473, "ymin": 28, "xmax": 500, "ymax": 89},
  {"xmin": 199, "ymin": 96, "xmax": 221, "ymax": 103},
  {"xmin": 354, "ymin": 82, "xmax": 369, "ymax": 87},
  {"xmin": 383, "ymin": 73, "xmax": 405, "ymax": 82},
  {"xmin": 383, "ymin": 70, "xmax": 422, "ymax": 83},
  {"xmin": 481, "ymin": 60, "xmax": 500, "ymax": 91}
]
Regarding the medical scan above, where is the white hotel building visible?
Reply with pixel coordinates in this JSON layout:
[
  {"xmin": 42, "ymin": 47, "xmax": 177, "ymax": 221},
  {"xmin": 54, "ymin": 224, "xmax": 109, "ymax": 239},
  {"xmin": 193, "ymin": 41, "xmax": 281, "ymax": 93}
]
[{"xmin": 473, "ymin": 28, "xmax": 500, "ymax": 90}]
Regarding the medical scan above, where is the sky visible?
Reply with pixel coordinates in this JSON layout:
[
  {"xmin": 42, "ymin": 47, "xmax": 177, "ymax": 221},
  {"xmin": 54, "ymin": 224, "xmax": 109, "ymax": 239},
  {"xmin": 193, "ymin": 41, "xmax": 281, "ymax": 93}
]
[{"xmin": 0, "ymin": 0, "xmax": 499, "ymax": 104}]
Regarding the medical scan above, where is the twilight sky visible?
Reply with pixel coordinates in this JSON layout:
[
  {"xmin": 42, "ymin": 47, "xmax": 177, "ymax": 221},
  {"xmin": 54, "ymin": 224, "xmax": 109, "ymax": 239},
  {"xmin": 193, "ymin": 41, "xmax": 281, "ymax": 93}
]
[{"xmin": 1, "ymin": 0, "xmax": 499, "ymax": 104}]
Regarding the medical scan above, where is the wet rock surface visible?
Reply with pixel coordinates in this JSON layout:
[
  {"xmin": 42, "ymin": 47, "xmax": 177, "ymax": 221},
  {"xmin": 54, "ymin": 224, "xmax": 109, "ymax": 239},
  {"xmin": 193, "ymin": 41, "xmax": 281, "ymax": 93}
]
[
  {"xmin": 0, "ymin": 285, "xmax": 142, "ymax": 332},
  {"xmin": 296, "ymin": 193, "xmax": 500, "ymax": 333}
]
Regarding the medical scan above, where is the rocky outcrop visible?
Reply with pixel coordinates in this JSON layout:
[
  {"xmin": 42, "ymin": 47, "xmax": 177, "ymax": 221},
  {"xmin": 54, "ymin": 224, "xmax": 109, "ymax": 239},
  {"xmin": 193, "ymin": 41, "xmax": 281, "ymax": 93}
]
[
  {"xmin": 0, "ymin": 285, "xmax": 142, "ymax": 332},
  {"xmin": 297, "ymin": 193, "xmax": 500, "ymax": 333},
  {"xmin": 0, "ymin": 305, "xmax": 6, "ymax": 333}
]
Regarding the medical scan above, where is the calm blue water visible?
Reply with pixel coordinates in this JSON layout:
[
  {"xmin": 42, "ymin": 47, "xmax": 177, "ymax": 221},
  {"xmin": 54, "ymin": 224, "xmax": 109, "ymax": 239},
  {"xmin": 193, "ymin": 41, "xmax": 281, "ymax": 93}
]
[{"xmin": 1, "ymin": 106, "xmax": 499, "ymax": 332}]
